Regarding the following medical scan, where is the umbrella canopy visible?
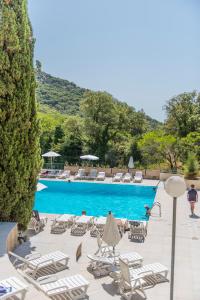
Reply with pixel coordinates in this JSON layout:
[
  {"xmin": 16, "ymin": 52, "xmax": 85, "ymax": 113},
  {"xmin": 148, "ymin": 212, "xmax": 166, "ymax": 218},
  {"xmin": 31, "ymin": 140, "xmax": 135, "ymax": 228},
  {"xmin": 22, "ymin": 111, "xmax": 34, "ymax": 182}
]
[
  {"xmin": 42, "ymin": 151, "xmax": 61, "ymax": 169},
  {"xmin": 80, "ymin": 155, "xmax": 99, "ymax": 161},
  {"xmin": 128, "ymin": 156, "xmax": 134, "ymax": 169},
  {"xmin": 42, "ymin": 151, "xmax": 61, "ymax": 158},
  {"xmin": 102, "ymin": 212, "xmax": 121, "ymax": 247},
  {"xmin": 37, "ymin": 182, "xmax": 47, "ymax": 192}
]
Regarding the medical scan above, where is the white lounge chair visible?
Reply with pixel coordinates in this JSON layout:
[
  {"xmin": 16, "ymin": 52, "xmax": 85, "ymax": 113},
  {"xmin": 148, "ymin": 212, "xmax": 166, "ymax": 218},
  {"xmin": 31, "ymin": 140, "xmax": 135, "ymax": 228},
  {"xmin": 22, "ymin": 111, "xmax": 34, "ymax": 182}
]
[
  {"xmin": 48, "ymin": 169, "xmax": 62, "ymax": 178},
  {"xmin": 28, "ymin": 210, "xmax": 47, "ymax": 233},
  {"xmin": 74, "ymin": 169, "xmax": 85, "ymax": 180},
  {"xmin": 128, "ymin": 221, "xmax": 148, "ymax": 242},
  {"xmin": 10, "ymin": 251, "xmax": 70, "ymax": 278},
  {"xmin": 115, "ymin": 218, "xmax": 128, "ymax": 234},
  {"xmin": 134, "ymin": 171, "xmax": 143, "ymax": 183},
  {"xmin": 94, "ymin": 234, "xmax": 113, "ymax": 256},
  {"xmin": 51, "ymin": 219, "xmax": 66, "ymax": 234},
  {"xmin": 0, "ymin": 277, "xmax": 28, "ymax": 300},
  {"xmin": 71, "ymin": 215, "xmax": 94, "ymax": 236},
  {"xmin": 87, "ymin": 252, "xmax": 143, "ymax": 277},
  {"xmin": 118, "ymin": 258, "xmax": 168, "ymax": 299},
  {"xmin": 97, "ymin": 172, "xmax": 106, "ymax": 181},
  {"xmin": 56, "ymin": 214, "xmax": 75, "ymax": 227},
  {"xmin": 113, "ymin": 173, "xmax": 123, "ymax": 182},
  {"xmin": 87, "ymin": 169, "xmax": 97, "ymax": 180},
  {"xmin": 90, "ymin": 217, "xmax": 107, "ymax": 237},
  {"xmin": 58, "ymin": 170, "xmax": 71, "ymax": 179},
  {"xmin": 37, "ymin": 274, "xmax": 89, "ymax": 299},
  {"xmin": 19, "ymin": 270, "xmax": 89, "ymax": 300},
  {"xmin": 123, "ymin": 173, "xmax": 132, "ymax": 183}
]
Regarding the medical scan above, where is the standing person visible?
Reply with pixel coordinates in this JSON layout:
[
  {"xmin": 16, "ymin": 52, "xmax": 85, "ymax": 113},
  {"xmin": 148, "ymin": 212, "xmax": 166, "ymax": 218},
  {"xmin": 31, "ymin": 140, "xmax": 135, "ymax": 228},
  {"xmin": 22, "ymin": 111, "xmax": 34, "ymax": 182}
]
[{"xmin": 187, "ymin": 184, "xmax": 198, "ymax": 216}]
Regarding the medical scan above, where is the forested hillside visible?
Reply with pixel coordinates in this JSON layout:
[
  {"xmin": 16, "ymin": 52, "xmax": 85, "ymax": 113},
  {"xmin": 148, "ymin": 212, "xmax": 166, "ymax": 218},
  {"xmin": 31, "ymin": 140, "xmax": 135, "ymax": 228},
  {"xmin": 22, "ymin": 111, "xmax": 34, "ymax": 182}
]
[
  {"xmin": 35, "ymin": 61, "xmax": 160, "ymax": 130},
  {"xmin": 36, "ymin": 70, "xmax": 86, "ymax": 115}
]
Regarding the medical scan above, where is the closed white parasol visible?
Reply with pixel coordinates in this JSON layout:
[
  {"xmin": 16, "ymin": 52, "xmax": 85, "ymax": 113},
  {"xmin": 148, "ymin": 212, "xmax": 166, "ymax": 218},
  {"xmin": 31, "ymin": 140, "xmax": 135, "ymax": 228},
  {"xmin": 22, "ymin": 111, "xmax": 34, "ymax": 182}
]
[
  {"xmin": 128, "ymin": 156, "xmax": 134, "ymax": 169},
  {"xmin": 102, "ymin": 212, "xmax": 121, "ymax": 252}
]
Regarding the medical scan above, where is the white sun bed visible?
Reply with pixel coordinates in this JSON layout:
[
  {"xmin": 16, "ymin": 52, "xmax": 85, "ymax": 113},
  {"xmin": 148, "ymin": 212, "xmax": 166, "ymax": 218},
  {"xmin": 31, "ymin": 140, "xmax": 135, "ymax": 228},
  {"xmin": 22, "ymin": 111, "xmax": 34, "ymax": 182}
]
[
  {"xmin": 10, "ymin": 251, "xmax": 70, "ymax": 278},
  {"xmin": 87, "ymin": 252, "xmax": 143, "ymax": 277},
  {"xmin": 97, "ymin": 172, "xmax": 106, "ymax": 181},
  {"xmin": 118, "ymin": 259, "xmax": 168, "ymax": 299},
  {"xmin": 0, "ymin": 277, "xmax": 28, "ymax": 300},
  {"xmin": 74, "ymin": 169, "xmax": 85, "ymax": 180},
  {"xmin": 57, "ymin": 170, "xmax": 71, "ymax": 179},
  {"xmin": 87, "ymin": 169, "xmax": 97, "ymax": 180},
  {"xmin": 37, "ymin": 274, "xmax": 89, "ymax": 299},
  {"xmin": 90, "ymin": 217, "xmax": 107, "ymax": 237},
  {"xmin": 71, "ymin": 215, "xmax": 94, "ymax": 236},
  {"xmin": 128, "ymin": 220, "xmax": 148, "ymax": 242},
  {"xmin": 94, "ymin": 234, "xmax": 113, "ymax": 256},
  {"xmin": 123, "ymin": 173, "xmax": 132, "ymax": 183},
  {"xmin": 56, "ymin": 214, "xmax": 75, "ymax": 226},
  {"xmin": 134, "ymin": 171, "xmax": 143, "ymax": 183},
  {"xmin": 113, "ymin": 173, "xmax": 123, "ymax": 182},
  {"xmin": 19, "ymin": 270, "xmax": 89, "ymax": 300},
  {"xmin": 51, "ymin": 214, "xmax": 75, "ymax": 233}
]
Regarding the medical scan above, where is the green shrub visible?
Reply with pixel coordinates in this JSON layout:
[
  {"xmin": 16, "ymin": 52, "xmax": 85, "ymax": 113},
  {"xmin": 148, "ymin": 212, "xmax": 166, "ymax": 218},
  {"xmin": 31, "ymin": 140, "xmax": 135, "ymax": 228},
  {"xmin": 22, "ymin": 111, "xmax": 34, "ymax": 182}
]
[{"xmin": 184, "ymin": 153, "xmax": 199, "ymax": 179}]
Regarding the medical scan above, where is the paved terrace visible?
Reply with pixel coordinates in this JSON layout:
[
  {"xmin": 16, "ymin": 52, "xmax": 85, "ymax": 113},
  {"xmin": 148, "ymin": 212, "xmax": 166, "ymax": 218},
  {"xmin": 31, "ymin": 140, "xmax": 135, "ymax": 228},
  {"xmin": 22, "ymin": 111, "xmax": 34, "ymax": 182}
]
[{"xmin": 2, "ymin": 181, "xmax": 200, "ymax": 300}]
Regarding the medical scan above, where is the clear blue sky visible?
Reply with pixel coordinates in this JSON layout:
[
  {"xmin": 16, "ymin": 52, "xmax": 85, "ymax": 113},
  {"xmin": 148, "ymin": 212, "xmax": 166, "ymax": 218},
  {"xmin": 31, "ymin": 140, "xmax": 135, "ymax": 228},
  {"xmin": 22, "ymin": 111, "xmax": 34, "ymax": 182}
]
[{"xmin": 28, "ymin": 0, "xmax": 199, "ymax": 121}]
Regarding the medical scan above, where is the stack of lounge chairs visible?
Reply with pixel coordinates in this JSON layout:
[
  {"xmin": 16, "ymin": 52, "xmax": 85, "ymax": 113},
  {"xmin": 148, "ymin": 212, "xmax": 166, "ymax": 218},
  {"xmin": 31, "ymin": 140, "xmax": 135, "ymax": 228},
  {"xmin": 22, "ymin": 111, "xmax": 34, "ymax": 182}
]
[
  {"xmin": 128, "ymin": 220, "xmax": 148, "ymax": 242},
  {"xmin": 28, "ymin": 210, "xmax": 47, "ymax": 234}
]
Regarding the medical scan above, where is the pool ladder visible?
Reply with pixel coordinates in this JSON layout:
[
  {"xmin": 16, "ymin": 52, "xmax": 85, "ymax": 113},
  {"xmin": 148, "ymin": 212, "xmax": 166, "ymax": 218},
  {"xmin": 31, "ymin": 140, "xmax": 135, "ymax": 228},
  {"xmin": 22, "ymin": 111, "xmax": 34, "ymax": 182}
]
[{"xmin": 151, "ymin": 201, "xmax": 161, "ymax": 217}]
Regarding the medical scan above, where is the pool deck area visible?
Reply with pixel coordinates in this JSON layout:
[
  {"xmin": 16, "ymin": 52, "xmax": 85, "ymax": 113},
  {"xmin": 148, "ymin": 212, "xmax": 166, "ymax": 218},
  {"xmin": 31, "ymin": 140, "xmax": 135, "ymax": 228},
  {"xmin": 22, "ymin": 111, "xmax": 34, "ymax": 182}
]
[{"xmin": 2, "ymin": 180, "xmax": 200, "ymax": 300}]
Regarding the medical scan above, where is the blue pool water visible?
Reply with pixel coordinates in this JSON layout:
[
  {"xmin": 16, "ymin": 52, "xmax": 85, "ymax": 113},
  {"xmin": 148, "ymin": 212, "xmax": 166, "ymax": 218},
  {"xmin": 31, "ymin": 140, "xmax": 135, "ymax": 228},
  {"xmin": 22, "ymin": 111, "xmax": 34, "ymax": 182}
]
[{"xmin": 34, "ymin": 181, "xmax": 156, "ymax": 220}]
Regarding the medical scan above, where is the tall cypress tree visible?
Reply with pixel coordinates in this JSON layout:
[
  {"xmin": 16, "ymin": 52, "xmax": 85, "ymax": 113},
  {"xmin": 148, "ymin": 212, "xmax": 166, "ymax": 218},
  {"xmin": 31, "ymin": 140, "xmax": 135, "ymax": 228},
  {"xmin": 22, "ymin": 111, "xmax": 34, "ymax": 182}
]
[{"xmin": 0, "ymin": 0, "xmax": 41, "ymax": 228}]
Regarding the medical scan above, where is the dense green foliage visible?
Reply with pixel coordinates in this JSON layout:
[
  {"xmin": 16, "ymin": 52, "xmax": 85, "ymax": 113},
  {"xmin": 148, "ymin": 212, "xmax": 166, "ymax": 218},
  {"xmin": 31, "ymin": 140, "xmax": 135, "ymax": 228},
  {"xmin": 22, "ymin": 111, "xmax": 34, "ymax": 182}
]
[
  {"xmin": 0, "ymin": 0, "xmax": 41, "ymax": 227},
  {"xmin": 165, "ymin": 92, "xmax": 200, "ymax": 137},
  {"xmin": 138, "ymin": 92, "xmax": 200, "ymax": 174},
  {"xmin": 184, "ymin": 153, "xmax": 199, "ymax": 179}
]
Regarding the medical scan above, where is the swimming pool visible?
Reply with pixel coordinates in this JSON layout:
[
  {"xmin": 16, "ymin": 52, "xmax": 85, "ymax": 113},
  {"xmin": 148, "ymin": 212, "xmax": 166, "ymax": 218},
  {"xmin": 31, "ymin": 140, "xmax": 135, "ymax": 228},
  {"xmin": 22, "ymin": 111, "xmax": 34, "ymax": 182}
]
[{"xmin": 34, "ymin": 181, "xmax": 156, "ymax": 220}]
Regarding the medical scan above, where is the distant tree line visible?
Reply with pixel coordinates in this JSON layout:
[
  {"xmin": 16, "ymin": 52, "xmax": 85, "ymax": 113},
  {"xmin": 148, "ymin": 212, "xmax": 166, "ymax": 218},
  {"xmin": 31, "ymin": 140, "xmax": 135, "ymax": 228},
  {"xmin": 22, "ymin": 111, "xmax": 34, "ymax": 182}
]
[{"xmin": 39, "ymin": 89, "xmax": 200, "ymax": 175}]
